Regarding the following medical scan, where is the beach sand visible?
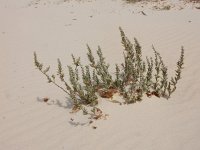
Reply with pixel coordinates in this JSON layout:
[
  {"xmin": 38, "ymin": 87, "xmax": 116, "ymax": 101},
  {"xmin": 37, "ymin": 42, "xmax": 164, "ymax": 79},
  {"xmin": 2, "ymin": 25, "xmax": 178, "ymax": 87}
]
[{"xmin": 0, "ymin": 0, "xmax": 200, "ymax": 149}]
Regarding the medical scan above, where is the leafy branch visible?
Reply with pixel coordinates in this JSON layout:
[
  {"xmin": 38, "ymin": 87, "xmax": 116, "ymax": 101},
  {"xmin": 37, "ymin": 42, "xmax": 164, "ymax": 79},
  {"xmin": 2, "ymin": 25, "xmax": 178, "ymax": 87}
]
[{"xmin": 34, "ymin": 27, "xmax": 184, "ymax": 114}]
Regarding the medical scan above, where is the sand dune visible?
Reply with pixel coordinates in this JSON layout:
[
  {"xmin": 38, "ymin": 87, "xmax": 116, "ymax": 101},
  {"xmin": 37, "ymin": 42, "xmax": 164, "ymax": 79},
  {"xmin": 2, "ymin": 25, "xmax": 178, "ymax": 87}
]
[{"xmin": 0, "ymin": 0, "xmax": 200, "ymax": 150}]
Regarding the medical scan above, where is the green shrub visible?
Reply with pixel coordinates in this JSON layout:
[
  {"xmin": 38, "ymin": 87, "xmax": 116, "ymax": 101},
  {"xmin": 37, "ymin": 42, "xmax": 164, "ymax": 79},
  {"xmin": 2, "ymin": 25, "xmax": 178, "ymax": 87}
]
[{"xmin": 34, "ymin": 27, "xmax": 184, "ymax": 111}]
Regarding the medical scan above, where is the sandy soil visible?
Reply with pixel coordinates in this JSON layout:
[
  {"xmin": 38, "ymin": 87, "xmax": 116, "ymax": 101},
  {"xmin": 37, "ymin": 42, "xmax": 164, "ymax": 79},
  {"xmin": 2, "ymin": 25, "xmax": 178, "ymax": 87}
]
[{"xmin": 0, "ymin": 0, "xmax": 200, "ymax": 150}]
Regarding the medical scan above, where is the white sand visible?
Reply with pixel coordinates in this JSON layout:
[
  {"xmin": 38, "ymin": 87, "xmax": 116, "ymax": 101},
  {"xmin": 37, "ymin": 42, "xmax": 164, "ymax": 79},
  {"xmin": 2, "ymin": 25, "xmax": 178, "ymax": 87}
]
[{"xmin": 0, "ymin": 0, "xmax": 200, "ymax": 150}]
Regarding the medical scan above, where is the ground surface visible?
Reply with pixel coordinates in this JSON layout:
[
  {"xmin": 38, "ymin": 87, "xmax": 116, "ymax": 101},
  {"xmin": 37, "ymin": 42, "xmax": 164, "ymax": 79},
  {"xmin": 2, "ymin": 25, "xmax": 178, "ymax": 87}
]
[{"xmin": 0, "ymin": 0, "xmax": 200, "ymax": 150}]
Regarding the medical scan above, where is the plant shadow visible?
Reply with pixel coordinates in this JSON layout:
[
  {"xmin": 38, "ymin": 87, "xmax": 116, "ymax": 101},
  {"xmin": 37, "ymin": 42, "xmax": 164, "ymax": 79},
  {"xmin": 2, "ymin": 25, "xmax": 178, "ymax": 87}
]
[
  {"xmin": 68, "ymin": 121, "xmax": 88, "ymax": 127},
  {"xmin": 36, "ymin": 96, "xmax": 74, "ymax": 109},
  {"xmin": 36, "ymin": 97, "xmax": 89, "ymax": 127}
]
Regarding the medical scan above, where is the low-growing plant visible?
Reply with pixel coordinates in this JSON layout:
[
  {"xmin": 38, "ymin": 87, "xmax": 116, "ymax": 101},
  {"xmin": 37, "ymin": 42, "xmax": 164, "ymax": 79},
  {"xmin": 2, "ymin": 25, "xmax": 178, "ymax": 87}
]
[{"xmin": 34, "ymin": 27, "xmax": 184, "ymax": 114}]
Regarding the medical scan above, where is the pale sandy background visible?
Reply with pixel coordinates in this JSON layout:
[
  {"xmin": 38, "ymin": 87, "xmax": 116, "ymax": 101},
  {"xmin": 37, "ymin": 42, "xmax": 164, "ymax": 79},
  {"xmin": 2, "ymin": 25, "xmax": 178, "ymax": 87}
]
[{"xmin": 0, "ymin": 0, "xmax": 200, "ymax": 150}]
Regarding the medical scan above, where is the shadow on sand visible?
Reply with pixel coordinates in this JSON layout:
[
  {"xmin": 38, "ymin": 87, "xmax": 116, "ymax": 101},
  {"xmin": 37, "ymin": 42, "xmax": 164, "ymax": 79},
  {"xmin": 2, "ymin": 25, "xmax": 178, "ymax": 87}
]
[{"xmin": 36, "ymin": 97, "xmax": 89, "ymax": 127}]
